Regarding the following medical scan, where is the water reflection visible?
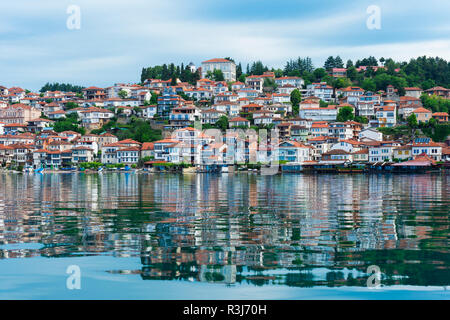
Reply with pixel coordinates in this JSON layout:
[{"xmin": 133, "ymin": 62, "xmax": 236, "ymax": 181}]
[{"xmin": 0, "ymin": 172, "xmax": 448, "ymax": 288}]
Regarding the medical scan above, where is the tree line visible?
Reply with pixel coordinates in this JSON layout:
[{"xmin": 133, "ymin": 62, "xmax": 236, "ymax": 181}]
[{"xmin": 40, "ymin": 82, "xmax": 84, "ymax": 93}]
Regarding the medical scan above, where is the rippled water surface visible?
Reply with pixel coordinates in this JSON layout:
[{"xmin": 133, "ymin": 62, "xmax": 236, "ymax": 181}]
[{"xmin": 0, "ymin": 172, "xmax": 449, "ymax": 299}]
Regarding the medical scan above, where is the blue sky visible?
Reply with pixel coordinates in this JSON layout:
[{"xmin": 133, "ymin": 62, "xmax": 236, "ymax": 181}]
[{"xmin": 1, "ymin": 0, "xmax": 449, "ymax": 90}]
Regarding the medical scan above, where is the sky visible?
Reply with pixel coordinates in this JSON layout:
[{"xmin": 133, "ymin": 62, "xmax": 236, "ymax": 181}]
[{"xmin": 1, "ymin": 0, "xmax": 449, "ymax": 91}]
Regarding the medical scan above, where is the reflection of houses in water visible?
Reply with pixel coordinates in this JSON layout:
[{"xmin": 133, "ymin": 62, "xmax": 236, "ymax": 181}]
[
  {"xmin": 199, "ymin": 265, "xmax": 236, "ymax": 284},
  {"xmin": 0, "ymin": 173, "xmax": 448, "ymax": 287}
]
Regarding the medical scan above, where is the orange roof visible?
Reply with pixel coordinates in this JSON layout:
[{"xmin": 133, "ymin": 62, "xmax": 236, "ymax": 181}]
[
  {"xmin": 141, "ymin": 142, "xmax": 154, "ymax": 150},
  {"xmin": 229, "ymin": 117, "xmax": 249, "ymax": 122},
  {"xmin": 413, "ymin": 107, "xmax": 432, "ymax": 113},
  {"xmin": 202, "ymin": 58, "xmax": 233, "ymax": 63}
]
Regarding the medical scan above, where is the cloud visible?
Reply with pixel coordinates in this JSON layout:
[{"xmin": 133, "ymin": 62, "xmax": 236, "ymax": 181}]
[{"xmin": 0, "ymin": 0, "xmax": 449, "ymax": 90}]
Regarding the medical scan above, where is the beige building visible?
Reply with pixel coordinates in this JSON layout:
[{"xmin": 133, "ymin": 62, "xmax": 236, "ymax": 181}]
[
  {"xmin": 0, "ymin": 104, "xmax": 41, "ymax": 124},
  {"xmin": 412, "ymin": 107, "xmax": 432, "ymax": 123}
]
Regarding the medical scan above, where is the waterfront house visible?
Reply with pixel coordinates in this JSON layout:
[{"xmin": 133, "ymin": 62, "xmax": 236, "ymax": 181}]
[
  {"xmin": 411, "ymin": 138, "xmax": 442, "ymax": 161},
  {"xmin": 368, "ymin": 141, "xmax": 401, "ymax": 163},
  {"xmin": 321, "ymin": 149, "xmax": 352, "ymax": 162},
  {"xmin": 278, "ymin": 140, "xmax": 312, "ymax": 164},
  {"xmin": 352, "ymin": 149, "xmax": 369, "ymax": 163},
  {"xmin": 393, "ymin": 145, "xmax": 413, "ymax": 161}
]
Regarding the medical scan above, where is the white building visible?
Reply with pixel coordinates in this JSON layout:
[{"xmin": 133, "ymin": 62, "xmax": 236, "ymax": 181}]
[{"xmin": 201, "ymin": 58, "xmax": 236, "ymax": 82}]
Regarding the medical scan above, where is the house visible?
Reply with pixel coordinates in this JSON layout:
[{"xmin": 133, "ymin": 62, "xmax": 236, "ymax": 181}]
[
  {"xmin": 100, "ymin": 141, "xmax": 141, "ymax": 164},
  {"xmin": 290, "ymin": 125, "xmax": 309, "ymax": 142},
  {"xmin": 157, "ymin": 87, "xmax": 183, "ymax": 119},
  {"xmin": 27, "ymin": 118, "xmax": 54, "ymax": 132},
  {"xmin": 169, "ymin": 106, "xmax": 200, "ymax": 128},
  {"xmin": 254, "ymin": 116, "xmax": 273, "ymax": 126},
  {"xmin": 183, "ymin": 88, "xmax": 213, "ymax": 100},
  {"xmin": 299, "ymin": 99, "xmax": 320, "ymax": 110},
  {"xmin": 432, "ymin": 112, "xmax": 449, "ymax": 123},
  {"xmin": 48, "ymin": 110, "xmax": 66, "ymax": 120},
  {"xmin": 321, "ymin": 149, "xmax": 352, "ymax": 162},
  {"xmin": 359, "ymin": 128, "xmax": 383, "ymax": 141},
  {"xmin": 425, "ymin": 86, "xmax": 449, "ymax": 98},
  {"xmin": 229, "ymin": 117, "xmax": 250, "ymax": 128},
  {"xmin": 245, "ymin": 75, "xmax": 264, "ymax": 92},
  {"xmin": 272, "ymin": 93, "xmax": 290, "ymax": 104},
  {"xmin": 393, "ymin": 145, "xmax": 413, "ymax": 161},
  {"xmin": 352, "ymin": 149, "xmax": 369, "ymax": 163},
  {"xmin": 59, "ymin": 131, "xmax": 81, "ymax": 142},
  {"xmin": 299, "ymin": 106, "xmax": 337, "ymax": 121},
  {"xmin": 337, "ymin": 86, "xmax": 365, "ymax": 103},
  {"xmin": 330, "ymin": 140, "xmax": 361, "ymax": 153},
  {"xmin": 356, "ymin": 92, "xmax": 381, "ymax": 117},
  {"xmin": 116, "ymin": 147, "xmax": 140, "ymax": 164},
  {"xmin": 375, "ymin": 105, "xmax": 396, "ymax": 127},
  {"xmin": 274, "ymin": 76, "xmax": 304, "ymax": 88},
  {"xmin": 201, "ymin": 58, "xmax": 236, "ymax": 82},
  {"xmin": 278, "ymin": 140, "xmax": 312, "ymax": 164},
  {"xmin": 411, "ymin": 138, "xmax": 442, "ymax": 161},
  {"xmin": 0, "ymin": 104, "xmax": 41, "ymax": 124},
  {"xmin": 201, "ymin": 109, "xmax": 226, "ymax": 125},
  {"xmin": 141, "ymin": 142, "xmax": 154, "ymax": 159},
  {"xmin": 328, "ymin": 122, "xmax": 355, "ymax": 140},
  {"xmin": 151, "ymin": 139, "xmax": 181, "ymax": 162},
  {"xmin": 404, "ymin": 87, "xmax": 423, "ymax": 99},
  {"xmin": 82, "ymin": 86, "xmax": 106, "ymax": 100},
  {"xmin": 329, "ymin": 68, "xmax": 347, "ymax": 78},
  {"xmin": 79, "ymin": 107, "xmax": 114, "ymax": 129},
  {"xmin": 368, "ymin": 141, "xmax": 400, "ymax": 163},
  {"xmin": 412, "ymin": 107, "xmax": 432, "ymax": 123},
  {"xmin": 71, "ymin": 146, "xmax": 95, "ymax": 164},
  {"xmin": 306, "ymin": 82, "xmax": 334, "ymax": 102},
  {"xmin": 231, "ymin": 81, "xmax": 245, "ymax": 91},
  {"xmin": 398, "ymin": 97, "xmax": 422, "ymax": 119},
  {"xmin": 141, "ymin": 105, "xmax": 157, "ymax": 119},
  {"xmin": 310, "ymin": 121, "xmax": 330, "ymax": 137},
  {"xmin": 213, "ymin": 102, "xmax": 240, "ymax": 117}
]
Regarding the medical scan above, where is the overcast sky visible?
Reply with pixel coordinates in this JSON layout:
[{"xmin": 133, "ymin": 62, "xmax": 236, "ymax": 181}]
[{"xmin": 1, "ymin": 0, "xmax": 449, "ymax": 90}]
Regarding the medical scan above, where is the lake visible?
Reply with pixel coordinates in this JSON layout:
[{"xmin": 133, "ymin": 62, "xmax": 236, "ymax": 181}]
[{"xmin": 0, "ymin": 172, "xmax": 449, "ymax": 299}]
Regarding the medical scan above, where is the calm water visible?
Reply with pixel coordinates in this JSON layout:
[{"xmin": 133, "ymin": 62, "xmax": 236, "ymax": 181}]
[{"xmin": 0, "ymin": 172, "xmax": 449, "ymax": 300}]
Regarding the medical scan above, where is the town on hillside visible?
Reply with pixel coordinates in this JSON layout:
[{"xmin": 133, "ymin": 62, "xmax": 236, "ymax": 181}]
[{"xmin": 0, "ymin": 56, "xmax": 449, "ymax": 173}]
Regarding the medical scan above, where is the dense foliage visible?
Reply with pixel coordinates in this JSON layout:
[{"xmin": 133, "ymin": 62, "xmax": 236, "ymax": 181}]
[
  {"xmin": 92, "ymin": 117, "xmax": 162, "ymax": 143},
  {"xmin": 40, "ymin": 82, "xmax": 84, "ymax": 93},
  {"xmin": 53, "ymin": 112, "xmax": 85, "ymax": 134},
  {"xmin": 140, "ymin": 63, "xmax": 201, "ymax": 84}
]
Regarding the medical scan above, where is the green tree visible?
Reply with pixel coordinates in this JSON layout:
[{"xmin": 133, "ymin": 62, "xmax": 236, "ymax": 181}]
[
  {"xmin": 361, "ymin": 78, "xmax": 376, "ymax": 92},
  {"xmin": 216, "ymin": 115, "xmax": 229, "ymax": 131},
  {"xmin": 290, "ymin": 89, "xmax": 302, "ymax": 115},
  {"xmin": 118, "ymin": 90, "xmax": 128, "ymax": 99},
  {"xmin": 324, "ymin": 56, "xmax": 335, "ymax": 70},
  {"xmin": 336, "ymin": 106, "xmax": 355, "ymax": 122}
]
